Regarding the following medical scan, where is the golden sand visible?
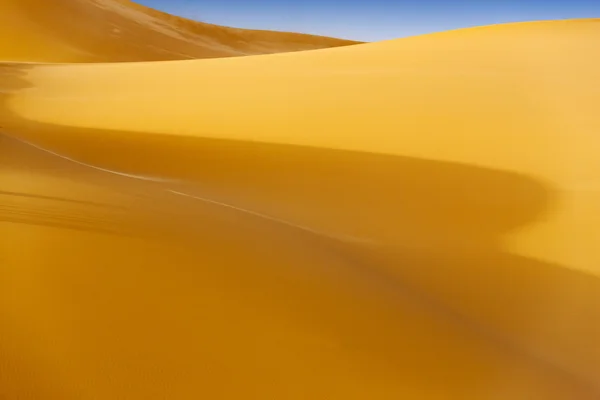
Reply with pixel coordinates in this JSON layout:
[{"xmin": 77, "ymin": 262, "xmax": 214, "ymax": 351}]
[
  {"xmin": 1, "ymin": 0, "xmax": 599, "ymax": 398},
  {"xmin": 0, "ymin": 0, "xmax": 360, "ymax": 62}
]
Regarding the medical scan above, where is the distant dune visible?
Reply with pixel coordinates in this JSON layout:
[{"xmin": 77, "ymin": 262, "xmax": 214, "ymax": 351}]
[
  {"xmin": 0, "ymin": 0, "xmax": 361, "ymax": 62},
  {"xmin": 1, "ymin": 1, "xmax": 599, "ymax": 398}
]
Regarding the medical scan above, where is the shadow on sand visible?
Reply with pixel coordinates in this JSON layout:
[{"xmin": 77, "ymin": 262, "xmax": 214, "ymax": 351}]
[{"xmin": 1, "ymin": 62, "xmax": 599, "ymax": 398}]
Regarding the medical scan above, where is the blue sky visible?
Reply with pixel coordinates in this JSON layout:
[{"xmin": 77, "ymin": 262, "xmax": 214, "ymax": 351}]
[{"xmin": 136, "ymin": 0, "xmax": 600, "ymax": 41}]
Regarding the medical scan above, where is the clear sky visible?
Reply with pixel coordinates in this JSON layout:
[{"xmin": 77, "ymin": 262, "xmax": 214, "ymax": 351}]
[{"xmin": 136, "ymin": 0, "xmax": 600, "ymax": 42}]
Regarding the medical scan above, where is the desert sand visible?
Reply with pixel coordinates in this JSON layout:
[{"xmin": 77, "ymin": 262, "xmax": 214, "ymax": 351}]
[
  {"xmin": 0, "ymin": 0, "xmax": 360, "ymax": 62},
  {"xmin": 1, "ymin": 0, "xmax": 599, "ymax": 398}
]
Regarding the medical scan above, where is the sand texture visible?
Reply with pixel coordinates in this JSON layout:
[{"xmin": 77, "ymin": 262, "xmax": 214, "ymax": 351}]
[{"xmin": 1, "ymin": 0, "xmax": 599, "ymax": 398}]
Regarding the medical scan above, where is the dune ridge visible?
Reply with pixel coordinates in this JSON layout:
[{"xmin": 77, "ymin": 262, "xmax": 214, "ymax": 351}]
[
  {"xmin": 1, "ymin": 0, "xmax": 599, "ymax": 398},
  {"xmin": 0, "ymin": 0, "xmax": 361, "ymax": 62}
]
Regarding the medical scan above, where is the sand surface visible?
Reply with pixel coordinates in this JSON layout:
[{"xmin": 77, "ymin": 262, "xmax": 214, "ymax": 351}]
[
  {"xmin": 1, "ymin": 0, "xmax": 599, "ymax": 398},
  {"xmin": 0, "ymin": 0, "xmax": 360, "ymax": 62}
]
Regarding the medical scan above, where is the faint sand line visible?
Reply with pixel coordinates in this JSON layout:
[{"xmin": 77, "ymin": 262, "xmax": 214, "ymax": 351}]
[
  {"xmin": 168, "ymin": 189, "xmax": 373, "ymax": 244},
  {"xmin": 1, "ymin": 131, "xmax": 370, "ymax": 244},
  {"xmin": 0, "ymin": 131, "xmax": 173, "ymax": 182}
]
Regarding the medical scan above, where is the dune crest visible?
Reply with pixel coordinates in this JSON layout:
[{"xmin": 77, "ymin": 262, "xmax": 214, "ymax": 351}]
[
  {"xmin": 0, "ymin": 0, "xmax": 360, "ymax": 62},
  {"xmin": 1, "ymin": 1, "xmax": 599, "ymax": 398}
]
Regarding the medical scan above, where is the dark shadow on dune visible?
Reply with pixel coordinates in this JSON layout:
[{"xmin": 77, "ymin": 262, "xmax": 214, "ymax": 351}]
[
  {"xmin": 1, "ymin": 63, "xmax": 599, "ymax": 397},
  {"xmin": 0, "ymin": 189, "xmax": 127, "ymax": 209},
  {"xmin": 0, "ymin": 133, "xmax": 247, "ymax": 239}
]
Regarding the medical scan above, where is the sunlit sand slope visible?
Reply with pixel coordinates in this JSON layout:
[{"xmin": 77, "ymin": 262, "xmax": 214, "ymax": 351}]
[
  {"xmin": 0, "ymin": 0, "xmax": 360, "ymax": 62},
  {"xmin": 1, "ymin": 19, "xmax": 600, "ymax": 399}
]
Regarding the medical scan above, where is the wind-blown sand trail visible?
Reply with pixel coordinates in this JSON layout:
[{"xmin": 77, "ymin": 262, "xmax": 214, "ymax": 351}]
[{"xmin": 1, "ymin": 0, "xmax": 599, "ymax": 398}]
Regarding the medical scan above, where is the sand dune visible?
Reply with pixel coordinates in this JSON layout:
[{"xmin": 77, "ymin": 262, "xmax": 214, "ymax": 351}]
[
  {"xmin": 1, "ymin": 1, "xmax": 599, "ymax": 398},
  {"xmin": 0, "ymin": 0, "xmax": 360, "ymax": 62}
]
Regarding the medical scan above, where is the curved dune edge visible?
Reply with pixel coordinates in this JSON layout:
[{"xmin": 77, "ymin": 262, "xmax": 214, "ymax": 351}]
[
  {"xmin": 1, "ymin": 15, "xmax": 600, "ymax": 400},
  {"xmin": 0, "ymin": 0, "xmax": 361, "ymax": 63}
]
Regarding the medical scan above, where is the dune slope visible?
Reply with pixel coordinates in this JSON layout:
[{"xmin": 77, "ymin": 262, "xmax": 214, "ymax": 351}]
[
  {"xmin": 0, "ymin": 0, "xmax": 361, "ymax": 62},
  {"xmin": 1, "ymin": 13, "xmax": 600, "ymax": 400}
]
